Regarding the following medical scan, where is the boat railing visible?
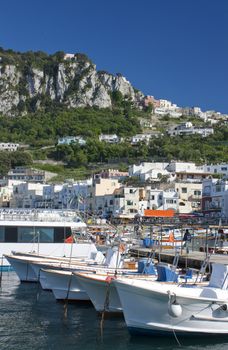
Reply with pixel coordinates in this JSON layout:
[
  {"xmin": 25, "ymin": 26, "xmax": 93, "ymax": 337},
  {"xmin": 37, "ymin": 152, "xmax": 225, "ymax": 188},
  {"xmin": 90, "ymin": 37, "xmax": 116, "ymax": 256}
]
[{"xmin": 0, "ymin": 209, "xmax": 83, "ymax": 223}]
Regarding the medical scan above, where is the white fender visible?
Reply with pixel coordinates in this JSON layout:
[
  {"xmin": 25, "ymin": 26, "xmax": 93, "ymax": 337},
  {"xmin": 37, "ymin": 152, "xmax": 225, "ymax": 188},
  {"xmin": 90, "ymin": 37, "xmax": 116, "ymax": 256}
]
[{"xmin": 168, "ymin": 301, "xmax": 182, "ymax": 317}]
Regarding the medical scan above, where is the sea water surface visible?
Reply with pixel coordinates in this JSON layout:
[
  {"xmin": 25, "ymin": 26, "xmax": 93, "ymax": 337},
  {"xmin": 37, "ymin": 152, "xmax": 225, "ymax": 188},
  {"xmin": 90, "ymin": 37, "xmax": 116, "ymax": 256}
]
[{"xmin": 1, "ymin": 272, "xmax": 228, "ymax": 350}]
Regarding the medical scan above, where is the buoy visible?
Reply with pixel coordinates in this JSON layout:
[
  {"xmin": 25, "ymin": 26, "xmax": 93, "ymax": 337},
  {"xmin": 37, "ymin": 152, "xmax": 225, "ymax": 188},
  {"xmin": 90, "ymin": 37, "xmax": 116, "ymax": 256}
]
[{"xmin": 168, "ymin": 301, "xmax": 182, "ymax": 317}]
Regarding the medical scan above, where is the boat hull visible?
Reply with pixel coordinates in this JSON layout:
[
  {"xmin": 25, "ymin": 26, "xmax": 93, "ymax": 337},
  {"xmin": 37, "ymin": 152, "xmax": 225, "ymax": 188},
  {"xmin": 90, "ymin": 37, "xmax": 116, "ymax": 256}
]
[
  {"xmin": 42, "ymin": 269, "xmax": 89, "ymax": 301},
  {"xmin": 4, "ymin": 242, "xmax": 97, "ymax": 281},
  {"xmin": 5, "ymin": 256, "xmax": 38, "ymax": 282},
  {"xmin": 114, "ymin": 279, "xmax": 228, "ymax": 335},
  {"xmin": 76, "ymin": 273, "xmax": 122, "ymax": 313}
]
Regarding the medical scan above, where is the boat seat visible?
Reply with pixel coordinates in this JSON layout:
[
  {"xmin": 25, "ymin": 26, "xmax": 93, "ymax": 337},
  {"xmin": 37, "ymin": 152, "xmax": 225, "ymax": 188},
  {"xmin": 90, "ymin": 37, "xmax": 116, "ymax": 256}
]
[
  {"xmin": 207, "ymin": 263, "xmax": 228, "ymax": 289},
  {"xmin": 137, "ymin": 259, "xmax": 157, "ymax": 275},
  {"xmin": 156, "ymin": 263, "xmax": 178, "ymax": 282},
  {"xmin": 179, "ymin": 268, "xmax": 193, "ymax": 283}
]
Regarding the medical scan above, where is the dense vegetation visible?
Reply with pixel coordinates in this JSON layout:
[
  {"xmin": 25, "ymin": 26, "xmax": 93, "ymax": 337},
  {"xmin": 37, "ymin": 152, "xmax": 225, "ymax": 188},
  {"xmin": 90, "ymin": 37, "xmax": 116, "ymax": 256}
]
[
  {"xmin": 0, "ymin": 104, "xmax": 227, "ymax": 179},
  {"xmin": 0, "ymin": 106, "xmax": 142, "ymax": 145},
  {"xmin": 0, "ymin": 47, "xmax": 91, "ymax": 71},
  {"xmin": 0, "ymin": 151, "xmax": 32, "ymax": 176}
]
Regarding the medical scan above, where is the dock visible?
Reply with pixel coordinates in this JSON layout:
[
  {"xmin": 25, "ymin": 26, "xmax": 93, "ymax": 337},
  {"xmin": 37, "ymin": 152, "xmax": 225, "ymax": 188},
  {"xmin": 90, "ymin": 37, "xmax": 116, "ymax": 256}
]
[{"xmin": 129, "ymin": 247, "xmax": 228, "ymax": 269}]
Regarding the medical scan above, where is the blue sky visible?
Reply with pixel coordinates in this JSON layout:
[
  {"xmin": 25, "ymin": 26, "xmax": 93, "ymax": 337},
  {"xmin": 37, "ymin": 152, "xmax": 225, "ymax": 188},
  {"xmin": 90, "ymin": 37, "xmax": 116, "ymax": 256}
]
[{"xmin": 1, "ymin": 0, "xmax": 228, "ymax": 113}]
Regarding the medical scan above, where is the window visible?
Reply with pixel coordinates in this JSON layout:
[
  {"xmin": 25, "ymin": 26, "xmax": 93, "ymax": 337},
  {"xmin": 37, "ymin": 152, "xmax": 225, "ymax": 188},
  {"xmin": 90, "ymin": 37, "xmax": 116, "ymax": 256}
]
[
  {"xmin": 5, "ymin": 227, "xmax": 17, "ymax": 242},
  {"xmin": 129, "ymin": 189, "xmax": 134, "ymax": 194},
  {"xmin": 18, "ymin": 227, "xmax": 37, "ymax": 243},
  {"xmin": 216, "ymin": 185, "xmax": 221, "ymax": 192},
  {"xmin": 54, "ymin": 227, "xmax": 71, "ymax": 242},
  {"xmin": 166, "ymin": 199, "xmax": 173, "ymax": 204},
  {"xmin": 204, "ymin": 186, "xmax": 211, "ymax": 194},
  {"xmin": 0, "ymin": 227, "xmax": 4, "ymax": 242},
  {"xmin": 18, "ymin": 227, "xmax": 54, "ymax": 243},
  {"xmin": 151, "ymin": 195, "xmax": 155, "ymax": 200},
  {"xmin": 194, "ymin": 190, "xmax": 201, "ymax": 196},
  {"xmin": 38, "ymin": 228, "xmax": 54, "ymax": 242},
  {"xmin": 127, "ymin": 200, "xmax": 133, "ymax": 206},
  {"xmin": 181, "ymin": 187, "xmax": 187, "ymax": 193}
]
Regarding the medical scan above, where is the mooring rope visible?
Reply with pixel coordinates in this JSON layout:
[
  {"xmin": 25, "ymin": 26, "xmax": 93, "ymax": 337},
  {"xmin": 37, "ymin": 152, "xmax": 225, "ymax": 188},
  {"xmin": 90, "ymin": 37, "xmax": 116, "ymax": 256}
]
[
  {"xmin": 167, "ymin": 291, "xmax": 182, "ymax": 347},
  {"xmin": 36, "ymin": 268, "xmax": 41, "ymax": 301},
  {"xmin": 25, "ymin": 262, "xmax": 29, "ymax": 282},
  {"xmin": 100, "ymin": 278, "xmax": 112, "ymax": 338},
  {"xmin": 63, "ymin": 272, "xmax": 73, "ymax": 320}
]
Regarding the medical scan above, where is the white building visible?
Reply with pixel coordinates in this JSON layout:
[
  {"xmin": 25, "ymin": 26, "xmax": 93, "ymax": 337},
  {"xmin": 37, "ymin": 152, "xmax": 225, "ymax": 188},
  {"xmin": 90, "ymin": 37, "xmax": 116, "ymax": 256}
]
[
  {"xmin": 202, "ymin": 178, "xmax": 228, "ymax": 219},
  {"xmin": 64, "ymin": 53, "xmax": 75, "ymax": 60},
  {"xmin": 0, "ymin": 143, "xmax": 19, "ymax": 151},
  {"xmin": 175, "ymin": 182, "xmax": 202, "ymax": 213},
  {"xmin": 90, "ymin": 178, "xmax": 121, "ymax": 215},
  {"xmin": 154, "ymin": 107, "xmax": 182, "ymax": 117},
  {"xmin": 162, "ymin": 190, "xmax": 179, "ymax": 211},
  {"xmin": 167, "ymin": 122, "xmax": 214, "ymax": 137},
  {"xmin": 11, "ymin": 182, "xmax": 46, "ymax": 208},
  {"xmin": 159, "ymin": 99, "xmax": 172, "ymax": 108},
  {"xmin": 41, "ymin": 180, "xmax": 92, "ymax": 210},
  {"xmin": 147, "ymin": 189, "xmax": 164, "ymax": 210},
  {"xmin": 129, "ymin": 162, "xmax": 169, "ymax": 177},
  {"xmin": 99, "ymin": 134, "xmax": 120, "ymax": 144},
  {"xmin": 58, "ymin": 136, "xmax": 86, "ymax": 146},
  {"xmin": 112, "ymin": 186, "xmax": 146, "ymax": 218},
  {"xmin": 146, "ymin": 187, "xmax": 179, "ymax": 211},
  {"xmin": 166, "ymin": 161, "xmax": 205, "ymax": 174},
  {"xmin": 203, "ymin": 164, "xmax": 228, "ymax": 177},
  {"xmin": 131, "ymin": 133, "xmax": 158, "ymax": 145}
]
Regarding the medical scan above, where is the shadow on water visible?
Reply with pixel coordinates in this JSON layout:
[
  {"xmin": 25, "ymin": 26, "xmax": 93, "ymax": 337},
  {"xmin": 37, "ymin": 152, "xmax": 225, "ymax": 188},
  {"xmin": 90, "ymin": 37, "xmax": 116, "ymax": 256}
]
[{"xmin": 1, "ymin": 272, "xmax": 228, "ymax": 350}]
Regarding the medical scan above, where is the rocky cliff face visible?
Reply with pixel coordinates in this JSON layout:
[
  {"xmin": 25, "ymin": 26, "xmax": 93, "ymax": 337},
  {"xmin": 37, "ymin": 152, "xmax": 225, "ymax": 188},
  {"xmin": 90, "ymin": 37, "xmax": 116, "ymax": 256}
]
[{"xmin": 0, "ymin": 51, "xmax": 144, "ymax": 116}]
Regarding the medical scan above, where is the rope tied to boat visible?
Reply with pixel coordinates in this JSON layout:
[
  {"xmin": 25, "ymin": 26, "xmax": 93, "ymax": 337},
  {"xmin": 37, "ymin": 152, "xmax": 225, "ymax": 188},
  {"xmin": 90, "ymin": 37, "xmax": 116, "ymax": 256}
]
[
  {"xmin": 167, "ymin": 291, "xmax": 182, "ymax": 347},
  {"xmin": 25, "ymin": 262, "xmax": 29, "ymax": 282},
  {"xmin": 36, "ymin": 268, "xmax": 41, "ymax": 301},
  {"xmin": 100, "ymin": 274, "xmax": 116, "ymax": 338},
  {"xmin": 63, "ymin": 272, "xmax": 73, "ymax": 320}
]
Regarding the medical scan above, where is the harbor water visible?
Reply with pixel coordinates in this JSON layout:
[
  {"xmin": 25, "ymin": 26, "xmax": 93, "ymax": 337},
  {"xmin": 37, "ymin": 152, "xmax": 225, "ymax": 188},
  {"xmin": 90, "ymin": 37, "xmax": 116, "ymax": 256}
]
[{"xmin": 1, "ymin": 272, "xmax": 228, "ymax": 350}]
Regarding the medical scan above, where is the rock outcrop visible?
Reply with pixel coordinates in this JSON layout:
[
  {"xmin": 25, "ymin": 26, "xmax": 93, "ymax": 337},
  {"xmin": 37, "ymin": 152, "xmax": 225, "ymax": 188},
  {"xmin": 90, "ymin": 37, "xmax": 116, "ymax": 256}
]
[{"xmin": 0, "ymin": 50, "xmax": 144, "ymax": 116}]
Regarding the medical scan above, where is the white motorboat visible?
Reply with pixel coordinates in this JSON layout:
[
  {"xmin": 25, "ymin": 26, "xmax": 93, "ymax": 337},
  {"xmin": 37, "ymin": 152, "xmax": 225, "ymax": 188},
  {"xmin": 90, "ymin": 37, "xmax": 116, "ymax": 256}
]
[
  {"xmin": 74, "ymin": 259, "xmax": 202, "ymax": 314},
  {"xmin": 0, "ymin": 208, "xmax": 87, "ymax": 269},
  {"xmin": 114, "ymin": 263, "xmax": 228, "ymax": 336},
  {"xmin": 4, "ymin": 243, "xmax": 99, "ymax": 281},
  {"xmin": 75, "ymin": 272, "xmax": 123, "ymax": 312},
  {"xmin": 38, "ymin": 251, "xmax": 139, "ymax": 300},
  {"xmin": 41, "ymin": 269, "xmax": 90, "ymax": 301},
  {"xmin": 75, "ymin": 272, "xmax": 158, "ymax": 313}
]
